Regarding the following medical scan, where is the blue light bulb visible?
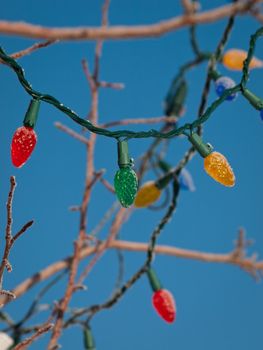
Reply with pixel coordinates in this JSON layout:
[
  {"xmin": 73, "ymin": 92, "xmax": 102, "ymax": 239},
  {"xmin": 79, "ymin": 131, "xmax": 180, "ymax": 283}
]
[
  {"xmin": 215, "ymin": 76, "xmax": 237, "ymax": 101},
  {"xmin": 179, "ymin": 168, "xmax": 196, "ymax": 192}
]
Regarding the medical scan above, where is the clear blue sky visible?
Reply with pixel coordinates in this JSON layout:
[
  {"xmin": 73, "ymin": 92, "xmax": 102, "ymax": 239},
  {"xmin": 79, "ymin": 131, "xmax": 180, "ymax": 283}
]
[{"xmin": 0, "ymin": 1, "xmax": 263, "ymax": 349}]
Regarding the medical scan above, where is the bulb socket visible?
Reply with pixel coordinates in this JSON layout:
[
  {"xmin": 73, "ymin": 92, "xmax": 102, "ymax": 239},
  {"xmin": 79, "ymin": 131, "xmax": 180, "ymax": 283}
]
[
  {"xmin": 117, "ymin": 140, "xmax": 131, "ymax": 168},
  {"xmin": 147, "ymin": 268, "xmax": 162, "ymax": 292},
  {"xmin": 188, "ymin": 133, "xmax": 213, "ymax": 158},
  {"xmin": 23, "ymin": 99, "xmax": 40, "ymax": 128},
  {"xmin": 209, "ymin": 70, "xmax": 222, "ymax": 81},
  {"xmin": 242, "ymin": 88, "xmax": 263, "ymax": 110},
  {"xmin": 83, "ymin": 327, "xmax": 96, "ymax": 350}
]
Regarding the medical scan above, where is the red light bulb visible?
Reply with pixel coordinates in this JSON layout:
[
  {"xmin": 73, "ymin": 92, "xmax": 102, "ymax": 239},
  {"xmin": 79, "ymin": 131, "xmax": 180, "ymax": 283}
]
[
  {"xmin": 11, "ymin": 126, "xmax": 37, "ymax": 168},
  {"xmin": 152, "ymin": 289, "xmax": 176, "ymax": 323},
  {"xmin": 11, "ymin": 99, "xmax": 40, "ymax": 168},
  {"xmin": 147, "ymin": 268, "xmax": 176, "ymax": 324}
]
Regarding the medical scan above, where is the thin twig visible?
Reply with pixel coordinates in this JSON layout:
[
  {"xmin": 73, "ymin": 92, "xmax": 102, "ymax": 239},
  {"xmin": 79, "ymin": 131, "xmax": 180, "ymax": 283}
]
[
  {"xmin": 0, "ymin": 178, "xmax": 33, "ymax": 300},
  {"xmin": 250, "ymin": 6, "xmax": 263, "ymax": 22},
  {"xmin": 88, "ymin": 201, "xmax": 120, "ymax": 237},
  {"xmin": 181, "ymin": 0, "xmax": 199, "ymax": 14},
  {"xmin": 0, "ymin": 40, "xmax": 57, "ymax": 64},
  {"xmin": 14, "ymin": 271, "xmax": 67, "ymax": 332},
  {"xmin": 48, "ymin": 241, "xmax": 80, "ymax": 350},
  {"xmin": 98, "ymin": 80, "xmax": 124, "ymax": 89},
  {"xmin": 77, "ymin": 206, "xmax": 128, "ymax": 286},
  {"xmin": 99, "ymin": 177, "xmax": 115, "ymax": 193},
  {"xmin": 13, "ymin": 323, "xmax": 53, "ymax": 350},
  {"xmin": 12, "ymin": 221, "xmax": 34, "ymax": 244},
  {"xmin": 99, "ymin": 116, "xmax": 178, "ymax": 129},
  {"xmin": 55, "ymin": 122, "xmax": 90, "ymax": 145}
]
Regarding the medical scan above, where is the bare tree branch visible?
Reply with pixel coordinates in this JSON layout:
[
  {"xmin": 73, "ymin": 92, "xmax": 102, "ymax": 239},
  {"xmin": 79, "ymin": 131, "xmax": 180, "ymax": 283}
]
[
  {"xmin": 55, "ymin": 122, "xmax": 90, "ymax": 145},
  {"xmin": 0, "ymin": 40, "xmax": 57, "ymax": 64},
  {"xmin": 13, "ymin": 323, "xmax": 53, "ymax": 350},
  {"xmin": 1, "ymin": 232, "xmax": 262, "ymax": 307},
  {"xmin": 0, "ymin": 1, "xmax": 260, "ymax": 41},
  {"xmin": 99, "ymin": 116, "xmax": 178, "ymax": 129},
  {"xmin": 0, "ymin": 177, "xmax": 33, "ymax": 300},
  {"xmin": 48, "ymin": 2, "xmax": 111, "ymax": 348}
]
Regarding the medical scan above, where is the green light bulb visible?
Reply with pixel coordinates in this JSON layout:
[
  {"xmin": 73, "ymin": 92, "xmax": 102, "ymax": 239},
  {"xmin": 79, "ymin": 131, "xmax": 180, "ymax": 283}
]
[
  {"xmin": 114, "ymin": 140, "xmax": 138, "ymax": 208},
  {"xmin": 114, "ymin": 167, "xmax": 138, "ymax": 207}
]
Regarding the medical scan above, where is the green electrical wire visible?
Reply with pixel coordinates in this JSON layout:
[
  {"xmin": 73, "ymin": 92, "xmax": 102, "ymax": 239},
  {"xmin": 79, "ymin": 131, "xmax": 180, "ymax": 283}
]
[
  {"xmin": 241, "ymin": 26, "xmax": 263, "ymax": 88},
  {"xmin": 0, "ymin": 27, "xmax": 262, "ymax": 141}
]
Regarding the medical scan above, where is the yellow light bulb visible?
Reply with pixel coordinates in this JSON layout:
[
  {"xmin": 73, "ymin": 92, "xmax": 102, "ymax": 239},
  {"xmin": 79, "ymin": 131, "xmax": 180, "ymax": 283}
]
[
  {"xmin": 134, "ymin": 181, "xmax": 162, "ymax": 208},
  {"xmin": 204, "ymin": 152, "xmax": 235, "ymax": 187},
  {"xmin": 223, "ymin": 49, "xmax": 263, "ymax": 71}
]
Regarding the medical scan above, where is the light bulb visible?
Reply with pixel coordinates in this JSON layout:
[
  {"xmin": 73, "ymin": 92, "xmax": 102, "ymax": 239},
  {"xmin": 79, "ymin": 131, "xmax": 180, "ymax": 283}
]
[
  {"xmin": 179, "ymin": 168, "xmax": 196, "ymax": 191},
  {"xmin": 147, "ymin": 268, "xmax": 176, "ymax": 324},
  {"xmin": 114, "ymin": 140, "xmax": 138, "ymax": 208},
  {"xmin": 134, "ymin": 181, "xmax": 162, "ymax": 208},
  {"xmin": 0, "ymin": 332, "xmax": 14, "ymax": 350},
  {"xmin": 215, "ymin": 76, "xmax": 237, "ymax": 101},
  {"xmin": 204, "ymin": 151, "xmax": 235, "ymax": 187},
  {"xmin": 114, "ymin": 167, "xmax": 138, "ymax": 208},
  {"xmin": 223, "ymin": 49, "xmax": 263, "ymax": 71},
  {"xmin": 152, "ymin": 289, "xmax": 176, "ymax": 324},
  {"xmin": 11, "ymin": 99, "xmax": 40, "ymax": 168},
  {"xmin": 11, "ymin": 126, "xmax": 37, "ymax": 168},
  {"xmin": 188, "ymin": 133, "xmax": 235, "ymax": 187}
]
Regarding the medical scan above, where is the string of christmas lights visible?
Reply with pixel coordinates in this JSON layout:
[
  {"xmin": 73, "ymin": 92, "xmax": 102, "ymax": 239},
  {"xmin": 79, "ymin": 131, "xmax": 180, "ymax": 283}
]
[
  {"xmin": 41, "ymin": 15, "xmax": 257, "ymax": 335},
  {"xmin": 0, "ymin": 27, "xmax": 262, "ymax": 209},
  {"xmin": 0, "ymin": 28, "xmax": 262, "ymax": 143},
  {"xmin": 1, "ymin": 3, "xmax": 263, "ymax": 347}
]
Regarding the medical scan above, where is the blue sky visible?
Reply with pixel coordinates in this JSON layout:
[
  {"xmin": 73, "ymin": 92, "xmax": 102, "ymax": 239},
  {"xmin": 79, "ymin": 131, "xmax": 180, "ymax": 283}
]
[{"xmin": 0, "ymin": 1, "xmax": 263, "ymax": 349}]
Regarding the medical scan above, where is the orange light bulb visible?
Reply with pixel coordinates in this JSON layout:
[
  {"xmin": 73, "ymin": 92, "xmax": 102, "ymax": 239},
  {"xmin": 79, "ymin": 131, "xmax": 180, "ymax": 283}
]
[
  {"xmin": 204, "ymin": 152, "xmax": 235, "ymax": 187},
  {"xmin": 223, "ymin": 49, "xmax": 263, "ymax": 71},
  {"xmin": 188, "ymin": 133, "xmax": 235, "ymax": 187}
]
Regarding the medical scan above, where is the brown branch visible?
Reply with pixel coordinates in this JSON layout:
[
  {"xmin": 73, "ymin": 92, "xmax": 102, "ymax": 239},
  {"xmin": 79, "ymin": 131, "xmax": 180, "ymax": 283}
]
[
  {"xmin": 47, "ymin": 242, "xmax": 80, "ymax": 350},
  {"xmin": 54, "ymin": 122, "xmax": 90, "ymax": 145},
  {"xmin": 88, "ymin": 201, "xmax": 120, "ymax": 237},
  {"xmin": 98, "ymin": 80, "xmax": 124, "ymax": 89},
  {"xmin": 82, "ymin": 59, "xmax": 96, "ymax": 95},
  {"xmin": 10, "ymin": 40, "xmax": 57, "ymax": 59},
  {"xmin": 93, "ymin": 0, "xmax": 110, "ymax": 81},
  {"xmin": 13, "ymin": 323, "xmax": 53, "ymax": 350},
  {"xmin": 99, "ymin": 177, "xmax": 115, "ymax": 193},
  {"xmin": 0, "ymin": 40, "xmax": 57, "ymax": 64},
  {"xmin": 0, "ymin": 177, "xmax": 16, "ymax": 290},
  {"xmin": 88, "ymin": 169, "xmax": 106, "ymax": 190},
  {"xmin": 0, "ymin": 289, "xmax": 16, "ymax": 300},
  {"xmin": 48, "ymin": 2, "xmax": 111, "ymax": 348},
  {"xmin": 99, "ymin": 116, "xmax": 178, "ymax": 129},
  {"xmin": 0, "ymin": 177, "xmax": 34, "ymax": 301},
  {"xmin": 111, "ymin": 240, "xmax": 263, "ymax": 270},
  {"xmin": 77, "ymin": 206, "xmax": 128, "ymax": 286},
  {"xmin": 250, "ymin": 6, "xmax": 263, "ymax": 22},
  {"xmin": 0, "ymin": 1, "xmax": 259, "ymax": 41},
  {"xmin": 12, "ymin": 220, "xmax": 34, "ymax": 244},
  {"xmin": 2, "ymin": 235, "xmax": 262, "ymax": 306},
  {"xmin": 181, "ymin": 0, "xmax": 199, "ymax": 14}
]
